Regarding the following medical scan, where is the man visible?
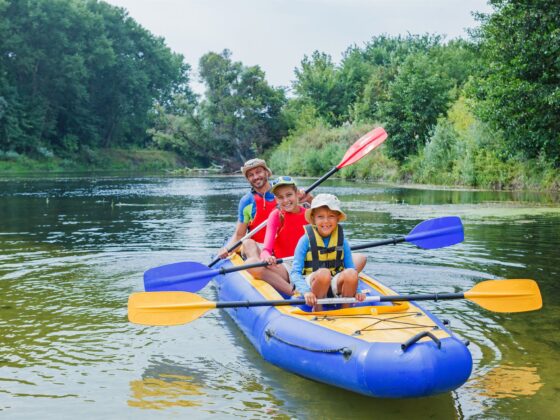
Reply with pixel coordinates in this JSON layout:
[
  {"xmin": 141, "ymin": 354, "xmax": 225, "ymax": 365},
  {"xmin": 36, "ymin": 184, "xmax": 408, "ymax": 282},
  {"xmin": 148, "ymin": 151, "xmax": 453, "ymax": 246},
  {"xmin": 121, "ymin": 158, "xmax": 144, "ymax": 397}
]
[
  {"xmin": 217, "ymin": 158, "xmax": 310, "ymax": 295},
  {"xmin": 217, "ymin": 158, "xmax": 276, "ymax": 260}
]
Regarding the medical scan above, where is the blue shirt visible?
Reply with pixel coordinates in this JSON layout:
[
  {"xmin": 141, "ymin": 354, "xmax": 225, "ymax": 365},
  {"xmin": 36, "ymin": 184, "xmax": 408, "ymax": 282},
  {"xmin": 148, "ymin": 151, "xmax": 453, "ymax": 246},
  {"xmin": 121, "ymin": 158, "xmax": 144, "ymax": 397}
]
[
  {"xmin": 237, "ymin": 190, "xmax": 276, "ymax": 224},
  {"xmin": 290, "ymin": 231, "xmax": 355, "ymax": 293}
]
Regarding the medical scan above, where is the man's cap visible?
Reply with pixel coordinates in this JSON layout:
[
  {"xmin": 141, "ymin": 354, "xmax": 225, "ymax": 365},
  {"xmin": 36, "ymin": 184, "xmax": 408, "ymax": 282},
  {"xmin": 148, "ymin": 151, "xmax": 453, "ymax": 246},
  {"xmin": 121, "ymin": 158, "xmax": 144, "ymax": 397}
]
[{"xmin": 241, "ymin": 158, "xmax": 272, "ymax": 177}]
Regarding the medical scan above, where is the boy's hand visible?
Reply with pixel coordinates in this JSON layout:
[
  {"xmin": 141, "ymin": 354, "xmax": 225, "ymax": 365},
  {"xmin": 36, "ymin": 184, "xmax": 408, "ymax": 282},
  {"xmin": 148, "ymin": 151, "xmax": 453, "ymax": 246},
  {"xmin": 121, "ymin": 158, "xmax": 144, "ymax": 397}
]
[
  {"xmin": 304, "ymin": 292, "xmax": 317, "ymax": 306},
  {"xmin": 355, "ymin": 292, "xmax": 366, "ymax": 302}
]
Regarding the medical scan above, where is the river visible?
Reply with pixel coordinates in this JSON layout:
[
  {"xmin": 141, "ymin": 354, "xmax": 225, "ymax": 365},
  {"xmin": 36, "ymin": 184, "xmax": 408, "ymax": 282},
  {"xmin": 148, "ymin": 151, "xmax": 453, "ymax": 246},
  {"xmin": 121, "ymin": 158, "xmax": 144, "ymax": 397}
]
[{"xmin": 0, "ymin": 175, "xmax": 558, "ymax": 419}]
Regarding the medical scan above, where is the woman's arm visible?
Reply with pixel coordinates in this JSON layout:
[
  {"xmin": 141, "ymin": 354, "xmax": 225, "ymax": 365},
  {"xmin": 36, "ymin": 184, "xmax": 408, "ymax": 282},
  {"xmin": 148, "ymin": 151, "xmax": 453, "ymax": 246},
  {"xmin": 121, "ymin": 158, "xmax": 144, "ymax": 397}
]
[{"xmin": 260, "ymin": 209, "xmax": 280, "ymax": 260}]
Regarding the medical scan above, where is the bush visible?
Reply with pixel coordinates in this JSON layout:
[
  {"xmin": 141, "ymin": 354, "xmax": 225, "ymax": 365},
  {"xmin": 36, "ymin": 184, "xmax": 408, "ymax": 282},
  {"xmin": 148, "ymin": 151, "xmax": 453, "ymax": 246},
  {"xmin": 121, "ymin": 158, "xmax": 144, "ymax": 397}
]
[{"xmin": 267, "ymin": 123, "xmax": 399, "ymax": 181}]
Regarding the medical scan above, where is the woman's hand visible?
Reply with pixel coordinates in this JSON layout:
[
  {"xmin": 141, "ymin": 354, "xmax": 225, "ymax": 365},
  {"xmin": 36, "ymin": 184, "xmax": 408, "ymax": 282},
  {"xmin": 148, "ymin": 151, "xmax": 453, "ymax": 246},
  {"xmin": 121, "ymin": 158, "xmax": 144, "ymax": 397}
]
[
  {"xmin": 298, "ymin": 189, "xmax": 313, "ymax": 206},
  {"xmin": 264, "ymin": 255, "xmax": 277, "ymax": 265},
  {"xmin": 304, "ymin": 292, "xmax": 317, "ymax": 307}
]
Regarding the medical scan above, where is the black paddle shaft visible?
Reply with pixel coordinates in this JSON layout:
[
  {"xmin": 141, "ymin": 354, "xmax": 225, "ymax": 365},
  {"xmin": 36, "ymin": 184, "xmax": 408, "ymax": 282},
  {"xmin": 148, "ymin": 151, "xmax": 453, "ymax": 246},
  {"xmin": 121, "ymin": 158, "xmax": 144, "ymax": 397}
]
[
  {"xmin": 351, "ymin": 237, "xmax": 406, "ymax": 251},
  {"xmin": 209, "ymin": 166, "xmax": 339, "ymax": 268},
  {"xmin": 303, "ymin": 166, "xmax": 339, "ymax": 195},
  {"xmin": 379, "ymin": 293, "xmax": 465, "ymax": 303},
  {"xmin": 213, "ymin": 292, "xmax": 466, "ymax": 310},
  {"xmin": 217, "ymin": 259, "xmax": 286, "ymax": 276}
]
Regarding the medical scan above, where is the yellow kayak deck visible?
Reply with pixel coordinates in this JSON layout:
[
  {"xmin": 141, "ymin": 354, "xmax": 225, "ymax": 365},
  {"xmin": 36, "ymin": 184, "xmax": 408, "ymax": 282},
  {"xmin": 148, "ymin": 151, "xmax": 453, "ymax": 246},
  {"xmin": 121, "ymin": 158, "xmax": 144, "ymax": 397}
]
[{"xmin": 228, "ymin": 254, "xmax": 450, "ymax": 344}]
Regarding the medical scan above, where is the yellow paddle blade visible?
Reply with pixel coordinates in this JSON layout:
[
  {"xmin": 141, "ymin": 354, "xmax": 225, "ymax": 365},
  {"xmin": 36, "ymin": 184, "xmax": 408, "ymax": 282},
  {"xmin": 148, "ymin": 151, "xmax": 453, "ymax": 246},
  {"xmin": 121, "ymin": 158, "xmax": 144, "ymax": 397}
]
[
  {"xmin": 465, "ymin": 279, "xmax": 542, "ymax": 313},
  {"xmin": 128, "ymin": 292, "xmax": 216, "ymax": 326}
]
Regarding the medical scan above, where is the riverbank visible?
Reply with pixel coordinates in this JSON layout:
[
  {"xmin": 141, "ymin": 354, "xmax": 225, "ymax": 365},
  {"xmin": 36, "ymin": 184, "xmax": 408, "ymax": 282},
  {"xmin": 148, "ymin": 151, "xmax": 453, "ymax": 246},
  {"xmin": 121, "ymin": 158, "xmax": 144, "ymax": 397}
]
[{"xmin": 0, "ymin": 148, "xmax": 185, "ymax": 174}]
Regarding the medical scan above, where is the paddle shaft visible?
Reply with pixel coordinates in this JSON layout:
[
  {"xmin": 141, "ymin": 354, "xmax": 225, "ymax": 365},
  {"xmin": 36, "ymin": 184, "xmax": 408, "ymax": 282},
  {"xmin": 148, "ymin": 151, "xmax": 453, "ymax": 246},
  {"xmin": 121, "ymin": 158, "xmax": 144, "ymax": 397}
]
[
  {"xmin": 351, "ymin": 237, "xmax": 406, "ymax": 251},
  {"xmin": 211, "ymin": 293, "xmax": 467, "ymax": 309},
  {"xmin": 129, "ymin": 279, "xmax": 542, "ymax": 327}
]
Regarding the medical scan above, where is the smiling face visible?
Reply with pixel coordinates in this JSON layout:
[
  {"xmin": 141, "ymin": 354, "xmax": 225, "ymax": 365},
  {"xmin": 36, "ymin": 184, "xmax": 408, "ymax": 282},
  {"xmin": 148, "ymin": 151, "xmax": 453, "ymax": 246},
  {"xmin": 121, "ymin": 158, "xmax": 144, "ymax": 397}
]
[
  {"xmin": 273, "ymin": 185, "xmax": 299, "ymax": 213},
  {"xmin": 245, "ymin": 166, "xmax": 270, "ymax": 192},
  {"xmin": 311, "ymin": 206, "xmax": 341, "ymax": 237}
]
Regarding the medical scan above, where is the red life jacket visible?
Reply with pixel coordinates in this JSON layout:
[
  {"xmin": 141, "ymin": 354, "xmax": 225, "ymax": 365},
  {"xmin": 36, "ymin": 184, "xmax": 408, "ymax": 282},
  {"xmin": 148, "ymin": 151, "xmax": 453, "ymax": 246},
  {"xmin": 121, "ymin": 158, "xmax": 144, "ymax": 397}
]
[
  {"xmin": 273, "ymin": 207, "xmax": 308, "ymax": 258},
  {"xmin": 248, "ymin": 192, "xmax": 276, "ymax": 243}
]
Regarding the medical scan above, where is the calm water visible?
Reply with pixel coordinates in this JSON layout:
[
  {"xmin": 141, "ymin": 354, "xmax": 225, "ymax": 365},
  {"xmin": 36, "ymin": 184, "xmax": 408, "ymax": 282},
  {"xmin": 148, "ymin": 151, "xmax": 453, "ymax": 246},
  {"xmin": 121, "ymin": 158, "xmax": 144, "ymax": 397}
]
[{"xmin": 1, "ymin": 175, "xmax": 559, "ymax": 419}]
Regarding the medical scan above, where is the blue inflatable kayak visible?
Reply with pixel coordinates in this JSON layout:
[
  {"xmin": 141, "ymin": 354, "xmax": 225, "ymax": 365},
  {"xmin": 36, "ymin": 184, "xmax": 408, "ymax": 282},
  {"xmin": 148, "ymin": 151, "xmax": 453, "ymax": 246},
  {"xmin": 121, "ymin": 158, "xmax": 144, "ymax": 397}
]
[{"xmin": 213, "ymin": 254, "xmax": 472, "ymax": 398}]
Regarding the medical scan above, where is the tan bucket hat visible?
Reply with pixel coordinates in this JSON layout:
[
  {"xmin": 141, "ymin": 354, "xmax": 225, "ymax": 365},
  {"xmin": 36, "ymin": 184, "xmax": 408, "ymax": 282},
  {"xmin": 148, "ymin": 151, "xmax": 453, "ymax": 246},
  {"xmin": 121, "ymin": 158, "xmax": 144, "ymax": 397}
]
[
  {"xmin": 241, "ymin": 158, "xmax": 272, "ymax": 178},
  {"xmin": 305, "ymin": 193, "xmax": 347, "ymax": 224}
]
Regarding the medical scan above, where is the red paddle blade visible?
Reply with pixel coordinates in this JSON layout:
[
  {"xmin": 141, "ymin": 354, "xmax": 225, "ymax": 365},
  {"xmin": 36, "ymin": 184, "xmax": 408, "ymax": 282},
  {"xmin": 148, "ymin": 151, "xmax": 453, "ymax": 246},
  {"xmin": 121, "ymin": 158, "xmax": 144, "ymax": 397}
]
[{"xmin": 337, "ymin": 127, "xmax": 388, "ymax": 169}]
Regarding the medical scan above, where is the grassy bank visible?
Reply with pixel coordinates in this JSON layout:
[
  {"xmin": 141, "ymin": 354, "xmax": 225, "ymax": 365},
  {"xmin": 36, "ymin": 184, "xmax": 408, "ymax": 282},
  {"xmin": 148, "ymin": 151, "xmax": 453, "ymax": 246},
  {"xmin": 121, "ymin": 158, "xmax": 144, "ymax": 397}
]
[
  {"xmin": 0, "ymin": 148, "xmax": 185, "ymax": 174},
  {"xmin": 266, "ymin": 121, "xmax": 560, "ymax": 192}
]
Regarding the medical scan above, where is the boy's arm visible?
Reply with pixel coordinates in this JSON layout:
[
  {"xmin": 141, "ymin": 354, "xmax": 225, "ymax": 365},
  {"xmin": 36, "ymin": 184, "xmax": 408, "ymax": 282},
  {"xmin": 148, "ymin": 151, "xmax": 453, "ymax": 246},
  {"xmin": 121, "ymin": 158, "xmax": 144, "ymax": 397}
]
[
  {"xmin": 290, "ymin": 235, "xmax": 310, "ymax": 293},
  {"xmin": 343, "ymin": 239, "xmax": 355, "ymax": 269}
]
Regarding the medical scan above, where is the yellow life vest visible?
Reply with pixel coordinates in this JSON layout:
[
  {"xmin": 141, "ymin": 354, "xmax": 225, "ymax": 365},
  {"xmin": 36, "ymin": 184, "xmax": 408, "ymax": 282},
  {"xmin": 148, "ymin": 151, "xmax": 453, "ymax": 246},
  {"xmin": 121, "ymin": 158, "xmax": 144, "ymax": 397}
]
[{"xmin": 302, "ymin": 225, "xmax": 345, "ymax": 276}]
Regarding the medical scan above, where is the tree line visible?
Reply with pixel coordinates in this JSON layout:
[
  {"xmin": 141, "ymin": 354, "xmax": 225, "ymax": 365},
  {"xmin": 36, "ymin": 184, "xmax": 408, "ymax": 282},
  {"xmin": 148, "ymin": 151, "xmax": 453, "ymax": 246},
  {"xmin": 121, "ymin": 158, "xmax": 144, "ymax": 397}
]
[{"xmin": 1, "ymin": 0, "xmax": 558, "ymax": 187}]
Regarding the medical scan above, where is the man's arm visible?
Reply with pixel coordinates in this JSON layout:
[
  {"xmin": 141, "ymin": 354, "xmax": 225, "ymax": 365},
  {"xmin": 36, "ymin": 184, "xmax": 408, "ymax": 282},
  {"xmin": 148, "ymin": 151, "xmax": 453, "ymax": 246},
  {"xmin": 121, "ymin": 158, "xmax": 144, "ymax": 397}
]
[{"xmin": 217, "ymin": 221, "xmax": 248, "ymax": 259}]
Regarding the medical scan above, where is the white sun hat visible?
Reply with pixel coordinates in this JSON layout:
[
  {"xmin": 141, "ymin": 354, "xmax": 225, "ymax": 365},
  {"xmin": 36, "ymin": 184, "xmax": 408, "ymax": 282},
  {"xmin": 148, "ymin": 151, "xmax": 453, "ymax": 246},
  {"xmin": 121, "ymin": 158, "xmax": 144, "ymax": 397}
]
[{"xmin": 305, "ymin": 193, "xmax": 347, "ymax": 223}]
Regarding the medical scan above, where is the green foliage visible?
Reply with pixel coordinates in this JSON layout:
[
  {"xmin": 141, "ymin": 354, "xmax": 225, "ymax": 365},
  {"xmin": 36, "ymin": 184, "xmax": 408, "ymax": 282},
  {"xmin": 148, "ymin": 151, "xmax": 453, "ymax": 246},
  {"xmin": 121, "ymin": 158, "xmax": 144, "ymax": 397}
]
[
  {"xmin": 196, "ymin": 50, "xmax": 287, "ymax": 169},
  {"xmin": 469, "ymin": 0, "xmax": 560, "ymax": 165},
  {"xmin": 292, "ymin": 51, "xmax": 346, "ymax": 126},
  {"xmin": 267, "ymin": 123, "xmax": 399, "ymax": 181},
  {"xmin": 148, "ymin": 93, "xmax": 209, "ymax": 166},
  {"xmin": 380, "ymin": 53, "xmax": 454, "ymax": 162},
  {"xmin": 0, "ymin": 0, "xmax": 190, "ymax": 155},
  {"xmin": 0, "ymin": 147, "xmax": 184, "ymax": 173},
  {"xmin": 403, "ymin": 96, "xmax": 560, "ymax": 190}
]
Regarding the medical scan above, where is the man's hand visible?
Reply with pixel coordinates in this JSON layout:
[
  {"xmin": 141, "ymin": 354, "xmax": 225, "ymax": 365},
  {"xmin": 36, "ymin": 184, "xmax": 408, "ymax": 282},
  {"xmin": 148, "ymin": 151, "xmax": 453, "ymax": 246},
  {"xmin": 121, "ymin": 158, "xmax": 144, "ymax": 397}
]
[{"xmin": 217, "ymin": 247, "xmax": 230, "ymax": 259}]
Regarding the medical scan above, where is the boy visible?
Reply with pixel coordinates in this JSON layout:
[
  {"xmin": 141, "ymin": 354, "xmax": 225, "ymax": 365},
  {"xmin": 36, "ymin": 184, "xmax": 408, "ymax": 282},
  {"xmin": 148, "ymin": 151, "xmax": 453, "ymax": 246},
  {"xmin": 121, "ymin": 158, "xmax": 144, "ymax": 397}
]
[{"xmin": 290, "ymin": 194, "xmax": 365, "ymax": 310}]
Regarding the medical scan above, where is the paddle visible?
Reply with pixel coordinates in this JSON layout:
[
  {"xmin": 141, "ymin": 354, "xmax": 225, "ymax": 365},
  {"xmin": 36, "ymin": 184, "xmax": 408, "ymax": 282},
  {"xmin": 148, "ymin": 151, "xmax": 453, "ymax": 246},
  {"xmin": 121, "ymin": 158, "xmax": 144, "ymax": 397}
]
[
  {"xmin": 144, "ymin": 216, "xmax": 463, "ymax": 292},
  {"xmin": 207, "ymin": 126, "xmax": 388, "ymax": 267},
  {"xmin": 145, "ymin": 257, "xmax": 291, "ymax": 292},
  {"xmin": 352, "ymin": 216, "xmax": 464, "ymax": 251},
  {"xmin": 128, "ymin": 279, "xmax": 542, "ymax": 326}
]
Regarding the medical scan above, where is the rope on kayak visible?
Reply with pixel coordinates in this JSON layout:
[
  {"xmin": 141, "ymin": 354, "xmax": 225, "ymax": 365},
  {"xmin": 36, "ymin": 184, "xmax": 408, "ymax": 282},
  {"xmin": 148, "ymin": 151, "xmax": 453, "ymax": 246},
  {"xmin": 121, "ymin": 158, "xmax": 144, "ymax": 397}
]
[
  {"xmin": 265, "ymin": 329, "xmax": 352, "ymax": 359},
  {"xmin": 350, "ymin": 313, "xmax": 437, "ymax": 335}
]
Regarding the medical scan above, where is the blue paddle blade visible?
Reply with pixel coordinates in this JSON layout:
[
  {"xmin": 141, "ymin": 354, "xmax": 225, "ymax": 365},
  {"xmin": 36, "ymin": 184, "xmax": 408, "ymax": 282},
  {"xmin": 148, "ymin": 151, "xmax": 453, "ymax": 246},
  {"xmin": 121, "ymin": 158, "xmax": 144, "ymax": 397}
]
[
  {"xmin": 144, "ymin": 261, "xmax": 218, "ymax": 292},
  {"xmin": 405, "ymin": 216, "xmax": 464, "ymax": 249}
]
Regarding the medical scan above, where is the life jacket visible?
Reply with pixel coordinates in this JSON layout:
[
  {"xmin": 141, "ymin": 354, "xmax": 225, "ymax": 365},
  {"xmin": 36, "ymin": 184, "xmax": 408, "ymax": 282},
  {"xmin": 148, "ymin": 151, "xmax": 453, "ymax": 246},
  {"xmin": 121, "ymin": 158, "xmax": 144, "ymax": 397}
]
[
  {"xmin": 302, "ymin": 224, "xmax": 345, "ymax": 276},
  {"xmin": 273, "ymin": 207, "xmax": 308, "ymax": 258},
  {"xmin": 248, "ymin": 191, "xmax": 276, "ymax": 243}
]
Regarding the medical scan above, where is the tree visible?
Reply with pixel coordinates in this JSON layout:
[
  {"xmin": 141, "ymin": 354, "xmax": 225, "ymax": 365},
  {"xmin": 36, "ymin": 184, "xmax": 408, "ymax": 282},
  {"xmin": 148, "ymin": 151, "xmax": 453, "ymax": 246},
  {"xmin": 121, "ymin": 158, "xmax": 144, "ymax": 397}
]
[
  {"xmin": 380, "ymin": 53, "xmax": 453, "ymax": 162},
  {"xmin": 292, "ymin": 51, "xmax": 346, "ymax": 126},
  {"xmin": 470, "ymin": 0, "xmax": 560, "ymax": 165},
  {"xmin": 198, "ymin": 50, "xmax": 287, "ymax": 168}
]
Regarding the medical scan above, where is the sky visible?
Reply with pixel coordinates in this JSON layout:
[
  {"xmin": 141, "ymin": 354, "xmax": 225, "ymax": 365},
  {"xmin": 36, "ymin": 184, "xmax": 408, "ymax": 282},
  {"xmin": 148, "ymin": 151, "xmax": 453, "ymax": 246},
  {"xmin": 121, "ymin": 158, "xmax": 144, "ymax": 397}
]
[{"xmin": 104, "ymin": 0, "xmax": 493, "ymax": 94}]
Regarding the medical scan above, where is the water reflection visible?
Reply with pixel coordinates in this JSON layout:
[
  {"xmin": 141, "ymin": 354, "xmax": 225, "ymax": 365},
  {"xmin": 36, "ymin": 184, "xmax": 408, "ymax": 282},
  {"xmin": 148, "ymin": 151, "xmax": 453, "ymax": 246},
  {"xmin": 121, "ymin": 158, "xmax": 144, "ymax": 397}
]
[
  {"xmin": 470, "ymin": 364, "xmax": 543, "ymax": 399},
  {"xmin": 129, "ymin": 373, "xmax": 204, "ymax": 409}
]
